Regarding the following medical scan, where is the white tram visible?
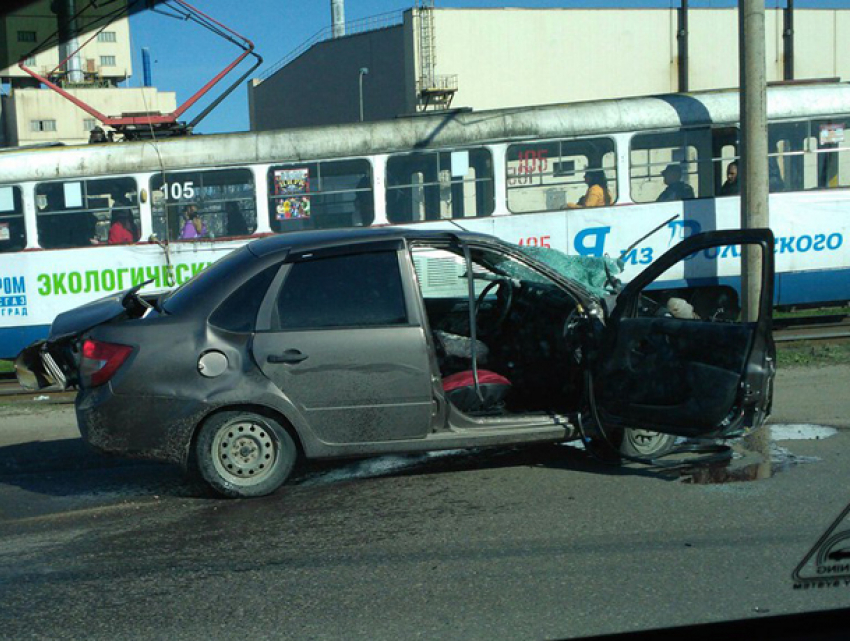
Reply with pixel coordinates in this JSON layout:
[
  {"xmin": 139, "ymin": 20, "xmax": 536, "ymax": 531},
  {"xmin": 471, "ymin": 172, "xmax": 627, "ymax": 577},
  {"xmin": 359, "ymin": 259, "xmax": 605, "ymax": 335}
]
[{"xmin": 0, "ymin": 82, "xmax": 848, "ymax": 358}]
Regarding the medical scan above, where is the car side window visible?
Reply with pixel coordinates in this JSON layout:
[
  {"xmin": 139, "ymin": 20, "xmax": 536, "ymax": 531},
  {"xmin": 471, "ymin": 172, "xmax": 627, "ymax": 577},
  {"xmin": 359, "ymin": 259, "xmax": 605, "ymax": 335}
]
[
  {"xmin": 275, "ymin": 251, "xmax": 407, "ymax": 330},
  {"xmin": 209, "ymin": 263, "xmax": 281, "ymax": 332},
  {"xmin": 636, "ymin": 245, "xmax": 764, "ymax": 323}
]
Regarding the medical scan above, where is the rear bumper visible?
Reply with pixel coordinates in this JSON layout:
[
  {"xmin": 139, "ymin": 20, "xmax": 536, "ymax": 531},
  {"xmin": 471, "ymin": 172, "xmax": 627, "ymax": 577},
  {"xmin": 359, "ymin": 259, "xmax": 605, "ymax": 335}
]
[{"xmin": 76, "ymin": 384, "xmax": 209, "ymax": 468}]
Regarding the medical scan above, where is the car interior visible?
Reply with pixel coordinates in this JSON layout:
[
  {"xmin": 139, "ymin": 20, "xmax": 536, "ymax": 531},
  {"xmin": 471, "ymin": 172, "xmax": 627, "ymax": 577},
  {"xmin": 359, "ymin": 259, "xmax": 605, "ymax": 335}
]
[{"xmin": 411, "ymin": 243, "xmax": 586, "ymax": 418}]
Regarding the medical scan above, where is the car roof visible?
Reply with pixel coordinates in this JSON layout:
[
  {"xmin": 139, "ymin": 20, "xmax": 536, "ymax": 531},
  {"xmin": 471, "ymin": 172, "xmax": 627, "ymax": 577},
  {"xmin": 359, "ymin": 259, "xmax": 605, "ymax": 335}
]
[{"xmin": 246, "ymin": 226, "xmax": 497, "ymax": 257}]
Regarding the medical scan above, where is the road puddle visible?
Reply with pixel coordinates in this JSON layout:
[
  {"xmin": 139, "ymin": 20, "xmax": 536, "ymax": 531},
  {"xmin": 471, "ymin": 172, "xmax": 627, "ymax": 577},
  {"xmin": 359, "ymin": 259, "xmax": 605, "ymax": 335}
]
[
  {"xmin": 681, "ymin": 434, "xmax": 827, "ymax": 485},
  {"xmin": 681, "ymin": 460, "xmax": 772, "ymax": 484}
]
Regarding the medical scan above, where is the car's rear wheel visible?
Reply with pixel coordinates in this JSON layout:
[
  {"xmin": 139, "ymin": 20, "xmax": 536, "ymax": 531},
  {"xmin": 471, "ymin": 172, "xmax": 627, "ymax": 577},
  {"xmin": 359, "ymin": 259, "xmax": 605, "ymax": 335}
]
[
  {"xmin": 195, "ymin": 411, "xmax": 296, "ymax": 498},
  {"xmin": 619, "ymin": 428, "xmax": 676, "ymax": 459}
]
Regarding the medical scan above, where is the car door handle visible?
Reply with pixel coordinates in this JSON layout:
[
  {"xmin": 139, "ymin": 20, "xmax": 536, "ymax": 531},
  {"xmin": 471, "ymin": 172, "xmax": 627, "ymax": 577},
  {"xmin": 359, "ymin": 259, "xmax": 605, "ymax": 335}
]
[{"xmin": 267, "ymin": 349, "xmax": 309, "ymax": 364}]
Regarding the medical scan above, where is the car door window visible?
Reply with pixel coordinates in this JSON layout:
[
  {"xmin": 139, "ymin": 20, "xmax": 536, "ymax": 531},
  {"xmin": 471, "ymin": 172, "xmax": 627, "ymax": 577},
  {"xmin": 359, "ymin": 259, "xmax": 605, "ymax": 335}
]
[
  {"xmin": 637, "ymin": 243, "xmax": 764, "ymax": 323},
  {"xmin": 275, "ymin": 251, "xmax": 407, "ymax": 329}
]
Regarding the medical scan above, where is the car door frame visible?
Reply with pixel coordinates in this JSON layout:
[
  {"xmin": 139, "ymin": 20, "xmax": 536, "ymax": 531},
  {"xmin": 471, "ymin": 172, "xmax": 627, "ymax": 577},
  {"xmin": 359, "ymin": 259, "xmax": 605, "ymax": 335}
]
[
  {"xmin": 592, "ymin": 228, "xmax": 775, "ymax": 439},
  {"xmin": 251, "ymin": 238, "xmax": 440, "ymax": 449}
]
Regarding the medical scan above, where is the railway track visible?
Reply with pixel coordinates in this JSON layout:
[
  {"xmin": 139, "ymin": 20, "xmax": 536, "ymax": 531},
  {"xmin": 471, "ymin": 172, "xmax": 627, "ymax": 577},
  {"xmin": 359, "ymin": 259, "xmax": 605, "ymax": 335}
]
[
  {"xmin": 0, "ymin": 375, "xmax": 74, "ymax": 401},
  {"xmin": 772, "ymin": 313, "xmax": 850, "ymax": 343},
  {"xmin": 1, "ymin": 316, "xmax": 847, "ymax": 398}
]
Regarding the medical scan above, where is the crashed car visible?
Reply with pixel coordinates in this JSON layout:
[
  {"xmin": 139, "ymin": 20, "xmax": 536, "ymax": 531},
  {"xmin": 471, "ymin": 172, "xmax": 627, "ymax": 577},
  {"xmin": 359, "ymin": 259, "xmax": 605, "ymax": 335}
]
[{"xmin": 17, "ymin": 227, "xmax": 776, "ymax": 497}]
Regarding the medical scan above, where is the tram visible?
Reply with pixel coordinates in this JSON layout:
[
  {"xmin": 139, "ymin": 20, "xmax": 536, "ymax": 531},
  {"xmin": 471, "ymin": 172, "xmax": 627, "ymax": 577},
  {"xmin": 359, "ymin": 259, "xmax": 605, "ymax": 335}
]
[{"xmin": 1, "ymin": 81, "xmax": 848, "ymax": 358}]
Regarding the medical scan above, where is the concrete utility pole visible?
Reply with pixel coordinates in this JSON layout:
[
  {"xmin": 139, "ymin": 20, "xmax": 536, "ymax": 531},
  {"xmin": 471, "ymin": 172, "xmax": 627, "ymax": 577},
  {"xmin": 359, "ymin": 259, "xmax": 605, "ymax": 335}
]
[
  {"xmin": 738, "ymin": 0, "xmax": 771, "ymax": 475},
  {"xmin": 739, "ymin": 0, "xmax": 769, "ymax": 320}
]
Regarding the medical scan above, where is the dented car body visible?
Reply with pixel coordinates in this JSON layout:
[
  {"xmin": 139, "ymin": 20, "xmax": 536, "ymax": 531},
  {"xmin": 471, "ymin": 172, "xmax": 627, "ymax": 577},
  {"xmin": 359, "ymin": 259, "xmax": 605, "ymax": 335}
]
[{"xmin": 16, "ymin": 227, "xmax": 776, "ymax": 497}]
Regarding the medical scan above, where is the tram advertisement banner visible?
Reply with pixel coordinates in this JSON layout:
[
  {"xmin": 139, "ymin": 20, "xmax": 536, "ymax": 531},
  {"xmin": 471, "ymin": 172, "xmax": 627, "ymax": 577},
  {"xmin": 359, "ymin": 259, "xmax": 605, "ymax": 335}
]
[{"xmin": 273, "ymin": 168, "xmax": 311, "ymax": 220}]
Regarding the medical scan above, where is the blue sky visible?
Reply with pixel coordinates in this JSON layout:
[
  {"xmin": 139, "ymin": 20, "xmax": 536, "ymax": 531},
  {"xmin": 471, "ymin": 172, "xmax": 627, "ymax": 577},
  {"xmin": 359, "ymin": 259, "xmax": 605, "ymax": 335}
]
[{"xmin": 128, "ymin": 1, "xmax": 850, "ymax": 134}]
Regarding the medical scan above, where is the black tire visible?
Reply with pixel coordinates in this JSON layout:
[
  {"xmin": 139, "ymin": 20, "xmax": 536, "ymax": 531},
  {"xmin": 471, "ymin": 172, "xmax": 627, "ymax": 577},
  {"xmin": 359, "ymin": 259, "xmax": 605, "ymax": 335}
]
[
  {"xmin": 618, "ymin": 428, "xmax": 677, "ymax": 459},
  {"xmin": 195, "ymin": 411, "xmax": 296, "ymax": 498}
]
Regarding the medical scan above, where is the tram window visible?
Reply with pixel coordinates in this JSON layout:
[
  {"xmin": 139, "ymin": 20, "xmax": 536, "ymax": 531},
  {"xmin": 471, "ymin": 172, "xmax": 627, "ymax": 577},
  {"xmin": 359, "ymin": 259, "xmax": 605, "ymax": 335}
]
[
  {"xmin": 712, "ymin": 127, "xmax": 739, "ymax": 197},
  {"xmin": 151, "ymin": 168, "xmax": 256, "ymax": 241},
  {"xmin": 35, "ymin": 177, "xmax": 139, "ymax": 249},
  {"xmin": 267, "ymin": 159, "xmax": 373, "ymax": 233},
  {"xmin": 386, "ymin": 148, "xmax": 494, "ymax": 223},
  {"xmin": 0, "ymin": 186, "xmax": 26, "ymax": 253},
  {"xmin": 506, "ymin": 138, "xmax": 616, "ymax": 213},
  {"xmin": 768, "ymin": 121, "xmax": 809, "ymax": 192},
  {"xmin": 630, "ymin": 129, "xmax": 711, "ymax": 203},
  {"xmin": 810, "ymin": 118, "xmax": 850, "ymax": 190}
]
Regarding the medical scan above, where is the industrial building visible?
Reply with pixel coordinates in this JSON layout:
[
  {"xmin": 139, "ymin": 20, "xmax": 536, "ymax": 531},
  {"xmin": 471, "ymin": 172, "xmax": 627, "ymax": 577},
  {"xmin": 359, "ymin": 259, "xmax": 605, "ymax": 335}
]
[
  {"xmin": 249, "ymin": 4, "xmax": 850, "ymax": 132},
  {"xmin": 0, "ymin": 0, "xmax": 175, "ymax": 147}
]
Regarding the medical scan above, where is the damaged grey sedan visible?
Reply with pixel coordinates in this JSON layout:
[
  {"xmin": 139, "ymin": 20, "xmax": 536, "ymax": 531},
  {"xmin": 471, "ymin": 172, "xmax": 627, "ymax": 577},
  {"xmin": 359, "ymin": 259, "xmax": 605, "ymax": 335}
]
[{"xmin": 16, "ymin": 227, "xmax": 776, "ymax": 498}]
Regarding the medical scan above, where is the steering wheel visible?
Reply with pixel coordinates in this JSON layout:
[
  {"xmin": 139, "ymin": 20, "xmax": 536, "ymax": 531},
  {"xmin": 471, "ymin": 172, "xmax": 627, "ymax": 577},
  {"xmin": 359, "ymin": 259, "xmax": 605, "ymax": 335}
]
[{"xmin": 474, "ymin": 278, "xmax": 514, "ymax": 336}]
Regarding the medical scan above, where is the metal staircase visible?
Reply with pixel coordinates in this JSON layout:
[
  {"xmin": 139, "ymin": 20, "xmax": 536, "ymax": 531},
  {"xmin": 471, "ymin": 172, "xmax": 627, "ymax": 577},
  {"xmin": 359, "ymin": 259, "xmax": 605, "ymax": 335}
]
[{"xmin": 416, "ymin": 0, "xmax": 457, "ymax": 111}]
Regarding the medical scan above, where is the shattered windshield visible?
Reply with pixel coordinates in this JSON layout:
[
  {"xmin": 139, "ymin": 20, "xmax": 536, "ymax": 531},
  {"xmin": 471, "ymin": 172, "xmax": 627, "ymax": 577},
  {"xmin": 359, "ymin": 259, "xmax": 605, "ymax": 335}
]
[{"xmin": 514, "ymin": 245, "xmax": 624, "ymax": 298}]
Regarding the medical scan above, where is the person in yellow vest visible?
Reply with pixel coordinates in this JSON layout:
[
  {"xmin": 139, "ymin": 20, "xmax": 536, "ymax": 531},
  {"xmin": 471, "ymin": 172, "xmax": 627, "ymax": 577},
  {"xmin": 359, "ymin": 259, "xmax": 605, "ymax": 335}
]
[{"xmin": 566, "ymin": 169, "xmax": 613, "ymax": 209}]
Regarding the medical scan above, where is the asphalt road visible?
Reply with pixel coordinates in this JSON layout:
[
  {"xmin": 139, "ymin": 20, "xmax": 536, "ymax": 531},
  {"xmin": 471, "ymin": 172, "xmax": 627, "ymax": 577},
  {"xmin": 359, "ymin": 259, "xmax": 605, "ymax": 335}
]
[{"xmin": 1, "ymin": 366, "xmax": 850, "ymax": 640}]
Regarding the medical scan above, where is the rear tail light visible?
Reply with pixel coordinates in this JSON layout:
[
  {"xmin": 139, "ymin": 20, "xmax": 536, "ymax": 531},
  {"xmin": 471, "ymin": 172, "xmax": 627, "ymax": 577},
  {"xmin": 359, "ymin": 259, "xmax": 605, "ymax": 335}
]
[{"xmin": 81, "ymin": 339, "xmax": 134, "ymax": 387}]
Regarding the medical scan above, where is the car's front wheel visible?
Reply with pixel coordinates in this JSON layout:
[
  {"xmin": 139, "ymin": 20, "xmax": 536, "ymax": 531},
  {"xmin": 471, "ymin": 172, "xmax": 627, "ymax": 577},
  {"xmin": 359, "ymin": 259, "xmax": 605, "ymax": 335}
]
[{"xmin": 195, "ymin": 411, "xmax": 297, "ymax": 498}]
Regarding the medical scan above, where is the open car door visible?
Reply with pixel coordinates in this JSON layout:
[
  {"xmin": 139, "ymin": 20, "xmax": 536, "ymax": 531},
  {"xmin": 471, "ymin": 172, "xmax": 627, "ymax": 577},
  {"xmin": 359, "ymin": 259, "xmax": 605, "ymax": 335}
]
[{"xmin": 592, "ymin": 229, "xmax": 775, "ymax": 440}]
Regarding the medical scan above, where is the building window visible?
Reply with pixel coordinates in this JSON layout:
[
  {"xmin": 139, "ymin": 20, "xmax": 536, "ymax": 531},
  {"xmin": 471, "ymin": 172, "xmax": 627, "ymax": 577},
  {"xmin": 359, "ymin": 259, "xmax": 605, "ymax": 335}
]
[
  {"xmin": 24, "ymin": 55, "xmax": 36, "ymax": 67},
  {"xmin": 17, "ymin": 30, "xmax": 36, "ymax": 42},
  {"xmin": 83, "ymin": 118, "xmax": 97, "ymax": 132},
  {"xmin": 100, "ymin": 55, "xmax": 116, "ymax": 67},
  {"xmin": 97, "ymin": 31, "xmax": 117, "ymax": 43},
  {"xmin": 30, "ymin": 120, "xmax": 57, "ymax": 132}
]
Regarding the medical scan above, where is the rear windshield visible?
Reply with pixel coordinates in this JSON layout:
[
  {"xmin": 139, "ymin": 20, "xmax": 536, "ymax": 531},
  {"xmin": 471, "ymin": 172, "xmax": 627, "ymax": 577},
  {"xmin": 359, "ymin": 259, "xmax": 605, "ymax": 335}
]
[{"xmin": 161, "ymin": 247, "xmax": 258, "ymax": 315}]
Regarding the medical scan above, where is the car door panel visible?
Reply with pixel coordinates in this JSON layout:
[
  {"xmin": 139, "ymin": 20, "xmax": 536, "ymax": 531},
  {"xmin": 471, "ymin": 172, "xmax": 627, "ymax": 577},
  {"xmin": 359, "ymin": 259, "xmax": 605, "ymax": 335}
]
[
  {"xmin": 593, "ymin": 229, "xmax": 775, "ymax": 439},
  {"xmin": 597, "ymin": 319, "xmax": 749, "ymax": 433},
  {"xmin": 253, "ymin": 326, "xmax": 434, "ymax": 445}
]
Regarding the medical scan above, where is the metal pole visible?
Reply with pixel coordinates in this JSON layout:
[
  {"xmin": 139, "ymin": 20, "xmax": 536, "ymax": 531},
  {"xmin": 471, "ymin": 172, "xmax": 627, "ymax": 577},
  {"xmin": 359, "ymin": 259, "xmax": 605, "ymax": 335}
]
[
  {"xmin": 783, "ymin": 0, "xmax": 795, "ymax": 80},
  {"xmin": 678, "ymin": 0, "xmax": 689, "ymax": 92},
  {"xmin": 56, "ymin": 0, "xmax": 84, "ymax": 83},
  {"xmin": 331, "ymin": 0, "xmax": 346, "ymax": 38},
  {"xmin": 739, "ymin": 0, "xmax": 771, "ymax": 476},
  {"xmin": 359, "ymin": 67, "xmax": 369, "ymax": 122}
]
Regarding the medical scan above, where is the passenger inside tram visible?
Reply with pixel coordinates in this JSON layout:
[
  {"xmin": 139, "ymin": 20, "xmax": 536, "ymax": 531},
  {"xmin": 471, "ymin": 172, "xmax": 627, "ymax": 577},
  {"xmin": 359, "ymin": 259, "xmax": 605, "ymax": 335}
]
[
  {"xmin": 108, "ymin": 209, "xmax": 138, "ymax": 244},
  {"xmin": 225, "ymin": 201, "xmax": 249, "ymax": 236},
  {"xmin": 565, "ymin": 169, "xmax": 613, "ymax": 209},
  {"xmin": 656, "ymin": 164, "xmax": 695, "ymax": 202}
]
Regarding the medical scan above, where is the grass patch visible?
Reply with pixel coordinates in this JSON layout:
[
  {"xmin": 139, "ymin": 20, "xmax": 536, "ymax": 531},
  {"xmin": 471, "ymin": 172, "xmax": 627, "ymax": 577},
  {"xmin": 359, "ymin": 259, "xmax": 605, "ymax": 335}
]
[
  {"xmin": 0, "ymin": 360, "xmax": 13, "ymax": 374},
  {"xmin": 773, "ymin": 305, "xmax": 850, "ymax": 320},
  {"xmin": 777, "ymin": 340, "xmax": 850, "ymax": 368}
]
